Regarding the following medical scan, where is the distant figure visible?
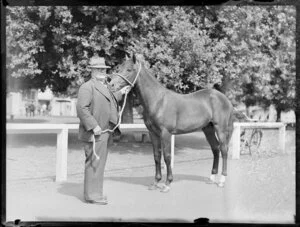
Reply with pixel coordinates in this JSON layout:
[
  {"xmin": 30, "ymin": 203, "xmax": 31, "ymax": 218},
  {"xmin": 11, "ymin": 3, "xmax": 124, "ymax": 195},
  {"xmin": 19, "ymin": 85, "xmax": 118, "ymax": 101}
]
[
  {"xmin": 47, "ymin": 104, "xmax": 52, "ymax": 116},
  {"xmin": 25, "ymin": 103, "xmax": 30, "ymax": 117},
  {"xmin": 37, "ymin": 104, "xmax": 41, "ymax": 116},
  {"xmin": 29, "ymin": 102, "xmax": 35, "ymax": 117},
  {"xmin": 42, "ymin": 104, "xmax": 47, "ymax": 116}
]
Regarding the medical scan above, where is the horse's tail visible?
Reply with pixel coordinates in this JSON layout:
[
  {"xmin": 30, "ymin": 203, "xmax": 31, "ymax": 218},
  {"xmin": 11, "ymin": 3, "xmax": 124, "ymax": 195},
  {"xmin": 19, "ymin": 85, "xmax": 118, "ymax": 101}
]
[
  {"xmin": 232, "ymin": 107, "xmax": 252, "ymax": 122},
  {"xmin": 226, "ymin": 107, "xmax": 252, "ymax": 145},
  {"xmin": 226, "ymin": 109, "xmax": 235, "ymax": 144}
]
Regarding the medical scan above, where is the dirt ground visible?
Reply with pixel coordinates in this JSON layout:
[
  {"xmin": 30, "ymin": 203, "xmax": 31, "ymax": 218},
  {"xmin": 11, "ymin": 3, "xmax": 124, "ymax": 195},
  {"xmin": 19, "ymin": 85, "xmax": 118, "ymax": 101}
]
[{"xmin": 5, "ymin": 116, "xmax": 296, "ymax": 224}]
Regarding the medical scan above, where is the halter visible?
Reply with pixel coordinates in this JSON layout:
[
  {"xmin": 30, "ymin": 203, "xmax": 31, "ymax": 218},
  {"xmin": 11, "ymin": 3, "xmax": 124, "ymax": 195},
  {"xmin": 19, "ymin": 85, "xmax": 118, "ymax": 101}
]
[
  {"xmin": 91, "ymin": 61, "xmax": 142, "ymax": 160},
  {"xmin": 113, "ymin": 61, "xmax": 142, "ymax": 88}
]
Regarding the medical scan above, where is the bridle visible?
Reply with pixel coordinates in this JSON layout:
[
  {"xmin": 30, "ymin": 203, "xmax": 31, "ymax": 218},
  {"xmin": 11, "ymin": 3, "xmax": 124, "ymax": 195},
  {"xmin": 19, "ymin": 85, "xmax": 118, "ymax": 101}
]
[
  {"xmin": 91, "ymin": 61, "xmax": 142, "ymax": 160},
  {"xmin": 112, "ymin": 61, "xmax": 142, "ymax": 88}
]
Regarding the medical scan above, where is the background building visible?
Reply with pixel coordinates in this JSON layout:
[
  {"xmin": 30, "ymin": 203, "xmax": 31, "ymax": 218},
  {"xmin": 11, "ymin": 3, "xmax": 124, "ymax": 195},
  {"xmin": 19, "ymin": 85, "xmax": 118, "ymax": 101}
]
[{"xmin": 6, "ymin": 88, "xmax": 77, "ymax": 118}]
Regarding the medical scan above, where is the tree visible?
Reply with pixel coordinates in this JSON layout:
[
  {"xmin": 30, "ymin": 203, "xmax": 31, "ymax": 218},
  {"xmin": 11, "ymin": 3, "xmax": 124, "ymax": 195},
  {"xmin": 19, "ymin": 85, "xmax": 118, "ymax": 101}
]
[
  {"xmin": 7, "ymin": 6, "xmax": 76, "ymax": 93},
  {"xmin": 7, "ymin": 6, "xmax": 296, "ymax": 122},
  {"xmin": 215, "ymin": 6, "xmax": 296, "ymax": 120},
  {"xmin": 129, "ymin": 6, "xmax": 230, "ymax": 94},
  {"xmin": 259, "ymin": 6, "xmax": 296, "ymax": 121},
  {"xmin": 6, "ymin": 6, "xmax": 142, "ymax": 124},
  {"xmin": 6, "ymin": 6, "xmax": 43, "ymax": 92}
]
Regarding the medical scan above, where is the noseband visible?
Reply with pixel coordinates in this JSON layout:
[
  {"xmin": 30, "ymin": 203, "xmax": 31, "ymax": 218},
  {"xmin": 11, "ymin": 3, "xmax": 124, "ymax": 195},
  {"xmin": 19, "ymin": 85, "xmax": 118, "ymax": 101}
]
[{"xmin": 113, "ymin": 62, "xmax": 142, "ymax": 88}]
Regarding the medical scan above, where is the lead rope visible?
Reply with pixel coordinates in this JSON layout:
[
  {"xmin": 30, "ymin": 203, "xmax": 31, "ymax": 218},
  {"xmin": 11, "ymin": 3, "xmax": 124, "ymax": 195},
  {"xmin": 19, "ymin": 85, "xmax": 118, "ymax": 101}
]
[
  {"xmin": 92, "ymin": 134, "xmax": 98, "ymax": 159},
  {"xmin": 92, "ymin": 89, "xmax": 131, "ymax": 160},
  {"xmin": 92, "ymin": 62, "xmax": 142, "ymax": 160}
]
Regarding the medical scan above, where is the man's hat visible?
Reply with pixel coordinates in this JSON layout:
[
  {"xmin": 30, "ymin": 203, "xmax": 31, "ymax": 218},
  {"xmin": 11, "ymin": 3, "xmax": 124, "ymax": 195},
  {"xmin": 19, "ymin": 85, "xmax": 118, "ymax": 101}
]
[{"xmin": 88, "ymin": 56, "xmax": 111, "ymax": 69}]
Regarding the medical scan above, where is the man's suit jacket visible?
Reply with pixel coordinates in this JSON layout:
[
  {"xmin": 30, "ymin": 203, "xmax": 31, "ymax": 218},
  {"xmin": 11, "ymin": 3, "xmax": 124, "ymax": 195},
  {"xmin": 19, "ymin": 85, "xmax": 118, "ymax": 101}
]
[{"xmin": 76, "ymin": 78, "xmax": 123, "ymax": 142}]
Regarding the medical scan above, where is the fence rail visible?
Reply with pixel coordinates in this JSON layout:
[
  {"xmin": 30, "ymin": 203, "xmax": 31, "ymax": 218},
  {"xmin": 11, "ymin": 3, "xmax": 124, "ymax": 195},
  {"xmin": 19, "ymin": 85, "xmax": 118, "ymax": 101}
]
[
  {"xmin": 6, "ymin": 123, "xmax": 175, "ymax": 182},
  {"xmin": 7, "ymin": 122, "xmax": 286, "ymax": 182},
  {"xmin": 230, "ymin": 122, "xmax": 286, "ymax": 159}
]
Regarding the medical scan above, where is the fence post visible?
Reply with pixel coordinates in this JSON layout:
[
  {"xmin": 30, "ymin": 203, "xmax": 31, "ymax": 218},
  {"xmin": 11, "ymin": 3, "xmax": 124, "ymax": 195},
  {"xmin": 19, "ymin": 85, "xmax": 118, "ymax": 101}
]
[
  {"xmin": 279, "ymin": 123, "xmax": 286, "ymax": 154},
  {"xmin": 56, "ymin": 125, "xmax": 68, "ymax": 182},
  {"xmin": 171, "ymin": 135, "xmax": 175, "ymax": 169},
  {"xmin": 231, "ymin": 123, "xmax": 241, "ymax": 159},
  {"xmin": 162, "ymin": 135, "xmax": 175, "ymax": 169}
]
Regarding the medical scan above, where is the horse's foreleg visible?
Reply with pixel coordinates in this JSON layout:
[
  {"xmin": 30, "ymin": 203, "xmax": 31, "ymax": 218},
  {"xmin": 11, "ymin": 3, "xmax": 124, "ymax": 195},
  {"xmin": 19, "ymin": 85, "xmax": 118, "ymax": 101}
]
[
  {"xmin": 209, "ymin": 148, "xmax": 220, "ymax": 184},
  {"xmin": 160, "ymin": 131, "xmax": 173, "ymax": 193},
  {"xmin": 148, "ymin": 131, "xmax": 162, "ymax": 190},
  {"xmin": 218, "ymin": 145, "xmax": 228, "ymax": 187}
]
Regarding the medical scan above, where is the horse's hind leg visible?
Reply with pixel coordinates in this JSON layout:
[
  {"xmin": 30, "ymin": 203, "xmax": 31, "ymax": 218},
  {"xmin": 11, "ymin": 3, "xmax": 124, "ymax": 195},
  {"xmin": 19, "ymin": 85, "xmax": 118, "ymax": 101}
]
[
  {"xmin": 214, "ymin": 124, "xmax": 231, "ymax": 187},
  {"xmin": 202, "ymin": 124, "xmax": 220, "ymax": 184},
  {"xmin": 148, "ymin": 131, "xmax": 162, "ymax": 190}
]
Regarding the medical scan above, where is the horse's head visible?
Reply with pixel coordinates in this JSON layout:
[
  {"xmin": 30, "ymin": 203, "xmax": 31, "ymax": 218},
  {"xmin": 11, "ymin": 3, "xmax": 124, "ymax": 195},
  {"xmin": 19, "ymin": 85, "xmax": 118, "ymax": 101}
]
[{"xmin": 109, "ymin": 54, "xmax": 141, "ymax": 92}]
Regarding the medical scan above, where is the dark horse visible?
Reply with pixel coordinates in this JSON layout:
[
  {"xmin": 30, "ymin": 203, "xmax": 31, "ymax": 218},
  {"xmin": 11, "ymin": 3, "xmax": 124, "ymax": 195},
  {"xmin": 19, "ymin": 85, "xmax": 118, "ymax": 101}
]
[{"xmin": 109, "ymin": 54, "xmax": 234, "ymax": 192}]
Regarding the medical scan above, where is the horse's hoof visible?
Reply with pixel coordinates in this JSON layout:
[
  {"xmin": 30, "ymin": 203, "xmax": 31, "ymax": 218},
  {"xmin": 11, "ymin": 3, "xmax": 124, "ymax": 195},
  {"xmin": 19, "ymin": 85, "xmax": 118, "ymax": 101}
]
[
  {"xmin": 206, "ymin": 175, "xmax": 217, "ymax": 184},
  {"xmin": 160, "ymin": 185, "xmax": 171, "ymax": 193},
  {"xmin": 218, "ymin": 182, "xmax": 225, "ymax": 188},
  {"xmin": 148, "ymin": 183, "xmax": 159, "ymax": 190}
]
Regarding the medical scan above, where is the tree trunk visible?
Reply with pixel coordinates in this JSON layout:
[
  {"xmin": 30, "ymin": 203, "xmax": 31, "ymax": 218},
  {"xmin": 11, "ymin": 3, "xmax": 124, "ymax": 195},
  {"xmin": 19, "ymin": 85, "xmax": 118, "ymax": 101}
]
[
  {"xmin": 119, "ymin": 92, "xmax": 135, "ymax": 142},
  {"xmin": 295, "ymin": 4, "xmax": 300, "ymax": 223},
  {"xmin": 245, "ymin": 105, "xmax": 250, "ymax": 118},
  {"xmin": 121, "ymin": 92, "xmax": 134, "ymax": 124},
  {"xmin": 275, "ymin": 106, "xmax": 282, "ymax": 122}
]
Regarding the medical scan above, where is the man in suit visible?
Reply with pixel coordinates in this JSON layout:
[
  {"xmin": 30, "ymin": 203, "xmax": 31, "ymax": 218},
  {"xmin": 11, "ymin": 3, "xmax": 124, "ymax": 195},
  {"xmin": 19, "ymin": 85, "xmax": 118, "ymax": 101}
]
[{"xmin": 76, "ymin": 56, "xmax": 130, "ymax": 205}]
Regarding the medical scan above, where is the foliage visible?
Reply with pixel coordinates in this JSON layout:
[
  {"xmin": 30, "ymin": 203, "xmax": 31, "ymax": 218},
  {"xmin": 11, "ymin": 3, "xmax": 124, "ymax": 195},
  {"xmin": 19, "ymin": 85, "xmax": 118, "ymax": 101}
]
[
  {"xmin": 132, "ymin": 6, "xmax": 227, "ymax": 93},
  {"xmin": 6, "ymin": 5, "xmax": 296, "ymax": 120},
  {"xmin": 216, "ymin": 6, "xmax": 296, "ymax": 117}
]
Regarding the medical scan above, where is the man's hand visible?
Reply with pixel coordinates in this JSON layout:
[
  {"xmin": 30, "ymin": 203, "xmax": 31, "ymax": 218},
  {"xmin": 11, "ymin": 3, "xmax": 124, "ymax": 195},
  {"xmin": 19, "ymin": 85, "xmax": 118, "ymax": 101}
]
[
  {"xmin": 120, "ymin": 85, "xmax": 131, "ymax": 95},
  {"xmin": 93, "ymin": 125, "xmax": 102, "ymax": 135}
]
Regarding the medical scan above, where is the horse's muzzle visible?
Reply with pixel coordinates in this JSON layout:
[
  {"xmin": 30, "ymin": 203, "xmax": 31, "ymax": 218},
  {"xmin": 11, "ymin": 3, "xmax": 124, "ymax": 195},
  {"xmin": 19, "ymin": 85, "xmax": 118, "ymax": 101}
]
[{"xmin": 107, "ymin": 83, "xmax": 117, "ymax": 92}]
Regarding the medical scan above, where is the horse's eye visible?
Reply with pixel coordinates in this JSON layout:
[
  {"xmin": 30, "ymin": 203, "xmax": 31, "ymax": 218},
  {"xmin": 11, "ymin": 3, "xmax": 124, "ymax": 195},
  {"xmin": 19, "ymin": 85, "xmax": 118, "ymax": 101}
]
[
  {"xmin": 106, "ymin": 77, "xmax": 111, "ymax": 83},
  {"xmin": 127, "ymin": 69, "xmax": 131, "ymax": 72}
]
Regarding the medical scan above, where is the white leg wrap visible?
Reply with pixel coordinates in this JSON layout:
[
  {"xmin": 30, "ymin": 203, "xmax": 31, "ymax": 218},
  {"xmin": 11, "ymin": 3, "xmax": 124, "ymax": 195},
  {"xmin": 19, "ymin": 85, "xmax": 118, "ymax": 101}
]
[
  {"xmin": 210, "ymin": 174, "xmax": 217, "ymax": 182},
  {"xmin": 219, "ymin": 175, "xmax": 226, "ymax": 183}
]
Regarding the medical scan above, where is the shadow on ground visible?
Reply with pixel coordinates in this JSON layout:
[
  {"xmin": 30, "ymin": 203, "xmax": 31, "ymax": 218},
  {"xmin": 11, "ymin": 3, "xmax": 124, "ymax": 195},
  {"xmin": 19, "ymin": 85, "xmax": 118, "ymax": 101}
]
[
  {"xmin": 7, "ymin": 133, "xmax": 58, "ymax": 148},
  {"xmin": 7, "ymin": 118, "xmax": 48, "ymax": 123},
  {"xmin": 57, "ymin": 174, "xmax": 210, "ymax": 201},
  {"xmin": 107, "ymin": 174, "xmax": 210, "ymax": 186},
  {"xmin": 175, "ymin": 133, "xmax": 209, "ymax": 149},
  {"xmin": 57, "ymin": 182, "xmax": 85, "ymax": 202}
]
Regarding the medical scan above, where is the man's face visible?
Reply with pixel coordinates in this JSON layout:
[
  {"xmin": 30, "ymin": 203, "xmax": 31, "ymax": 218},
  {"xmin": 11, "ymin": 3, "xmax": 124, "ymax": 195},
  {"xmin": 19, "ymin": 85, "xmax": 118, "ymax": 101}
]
[{"xmin": 91, "ymin": 68, "xmax": 107, "ymax": 81}]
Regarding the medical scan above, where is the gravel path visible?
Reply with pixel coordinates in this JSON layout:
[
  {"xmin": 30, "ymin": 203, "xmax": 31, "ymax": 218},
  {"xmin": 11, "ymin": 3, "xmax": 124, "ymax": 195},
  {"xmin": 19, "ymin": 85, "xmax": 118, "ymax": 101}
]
[{"xmin": 6, "ymin": 116, "xmax": 295, "ymax": 223}]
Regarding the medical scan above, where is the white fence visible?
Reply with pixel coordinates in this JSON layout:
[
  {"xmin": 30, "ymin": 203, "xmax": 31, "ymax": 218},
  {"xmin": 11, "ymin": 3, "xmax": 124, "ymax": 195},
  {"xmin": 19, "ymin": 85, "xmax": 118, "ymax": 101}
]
[
  {"xmin": 6, "ymin": 123, "xmax": 175, "ymax": 182},
  {"xmin": 230, "ymin": 122, "xmax": 286, "ymax": 159},
  {"xmin": 7, "ymin": 122, "xmax": 285, "ymax": 182}
]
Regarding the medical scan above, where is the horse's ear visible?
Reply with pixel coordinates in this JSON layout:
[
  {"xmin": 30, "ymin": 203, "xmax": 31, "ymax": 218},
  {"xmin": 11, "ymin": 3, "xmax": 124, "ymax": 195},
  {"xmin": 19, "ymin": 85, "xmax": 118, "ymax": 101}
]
[{"xmin": 125, "ymin": 51, "xmax": 130, "ymax": 60}]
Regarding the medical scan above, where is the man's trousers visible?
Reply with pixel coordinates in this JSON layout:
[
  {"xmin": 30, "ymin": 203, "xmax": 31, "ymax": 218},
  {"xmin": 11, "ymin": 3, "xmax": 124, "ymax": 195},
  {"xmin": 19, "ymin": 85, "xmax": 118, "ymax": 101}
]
[{"xmin": 83, "ymin": 132, "xmax": 111, "ymax": 200}]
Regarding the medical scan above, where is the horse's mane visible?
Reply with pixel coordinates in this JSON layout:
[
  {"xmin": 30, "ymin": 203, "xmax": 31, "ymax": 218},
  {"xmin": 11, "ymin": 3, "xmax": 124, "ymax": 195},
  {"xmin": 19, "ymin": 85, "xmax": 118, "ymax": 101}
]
[{"xmin": 138, "ymin": 59, "xmax": 168, "ymax": 91}]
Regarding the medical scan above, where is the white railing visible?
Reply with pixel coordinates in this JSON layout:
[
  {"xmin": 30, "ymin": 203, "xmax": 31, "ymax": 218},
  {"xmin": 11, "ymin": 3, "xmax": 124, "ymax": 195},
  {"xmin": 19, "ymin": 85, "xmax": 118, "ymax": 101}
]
[
  {"xmin": 230, "ymin": 122, "xmax": 286, "ymax": 159},
  {"xmin": 6, "ymin": 123, "xmax": 175, "ymax": 182},
  {"xmin": 6, "ymin": 122, "xmax": 286, "ymax": 181}
]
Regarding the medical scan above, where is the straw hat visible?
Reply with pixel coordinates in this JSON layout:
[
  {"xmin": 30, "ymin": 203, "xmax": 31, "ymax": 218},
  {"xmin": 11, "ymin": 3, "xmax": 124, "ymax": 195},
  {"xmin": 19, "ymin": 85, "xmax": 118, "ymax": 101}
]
[{"xmin": 88, "ymin": 56, "xmax": 111, "ymax": 69}]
